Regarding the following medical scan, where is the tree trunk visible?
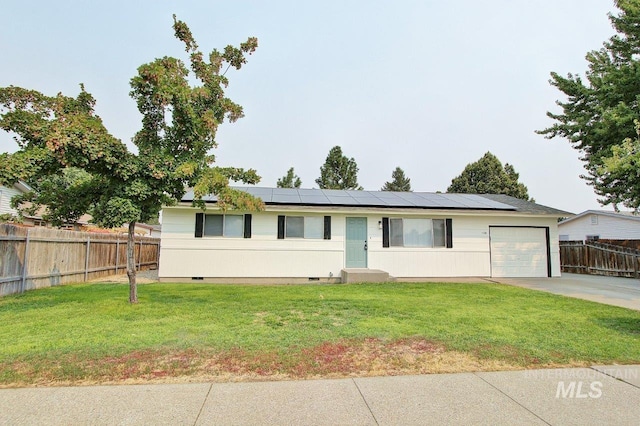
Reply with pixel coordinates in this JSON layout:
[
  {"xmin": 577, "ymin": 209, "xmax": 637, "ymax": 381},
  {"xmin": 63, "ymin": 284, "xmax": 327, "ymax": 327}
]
[{"xmin": 127, "ymin": 221, "xmax": 138, "ymax": 304}]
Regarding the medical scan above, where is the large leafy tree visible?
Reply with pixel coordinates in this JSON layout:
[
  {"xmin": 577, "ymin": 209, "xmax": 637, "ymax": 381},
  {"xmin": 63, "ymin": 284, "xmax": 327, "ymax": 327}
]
[
  {"xmin": 315, "ymin": 146, "xmax": 363, "ymax": 190},
  {"xmin": 447, "ymin": 152, "xmax": 531, "ymax": 200},
  {"xmin": 0, "ymin": 16, "xmax": 263, "ymax": 303},
  {"xmin": 381, "ymin": 166, "xmax": 412, "ymax": 192},
  {"xmin": 538, "ymin": 0, "xmax": 640, "ymax": 210},
  {"xmin": 276, "ymin": 167, "xmax": 302, "ymax": 188}
]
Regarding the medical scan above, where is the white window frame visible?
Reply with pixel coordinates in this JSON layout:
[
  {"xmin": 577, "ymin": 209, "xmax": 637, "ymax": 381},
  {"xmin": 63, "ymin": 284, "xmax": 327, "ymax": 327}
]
[
  {"xmin": 389, "ymin": 218, "xmax": 446, "ymax": 248},
  {"xmin": 203, "ymin": 214, "xmax": 244, "ymax": 238},
  {"xmin": 284, "ymin": 216, "xmax": 324, "ymax": 239}
]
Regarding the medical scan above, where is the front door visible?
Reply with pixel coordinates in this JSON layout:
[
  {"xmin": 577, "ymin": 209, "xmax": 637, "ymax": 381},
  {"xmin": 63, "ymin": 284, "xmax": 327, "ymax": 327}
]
[{"xmin": 346, "ymin": 217, "xmax": 367, "ymax": 268}]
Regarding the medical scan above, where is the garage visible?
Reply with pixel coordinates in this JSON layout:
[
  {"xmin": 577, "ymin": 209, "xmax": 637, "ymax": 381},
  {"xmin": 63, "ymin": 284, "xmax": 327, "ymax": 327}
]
[{"xmin": 490, "ymin": 226, "xmax": 550, "ymax": 277}]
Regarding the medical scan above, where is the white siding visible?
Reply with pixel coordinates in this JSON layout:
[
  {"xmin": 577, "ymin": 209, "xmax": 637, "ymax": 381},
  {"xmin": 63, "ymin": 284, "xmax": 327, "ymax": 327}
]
[
  {"xmin": 558, "ymin": 213, "xmax": 640, "ymax": 241},
  {"xmin": 0, "ymin": 185, "xmax": 22, "ymax": 216},
  {"xmin": 373, "ymin": 214, "xmax": 561, "ymax": 278},
  {"xmin": 160, "ymin": 210, "xmax": 345, "ymax": 279},
  {"xmin": 159, "ymin": 207, "xmax": 562, "ymax": 280}
]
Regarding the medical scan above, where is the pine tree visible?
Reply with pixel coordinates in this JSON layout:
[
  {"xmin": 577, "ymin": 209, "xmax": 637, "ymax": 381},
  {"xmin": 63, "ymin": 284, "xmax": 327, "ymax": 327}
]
[
  {"xmin": 381, "ymin": 167, "xmax": 412, "ymax": 191},
  {"xmin": 315, "ymin": 146, "xmax": 362, "ymax": 190},
  {"xmin": 277, "ymin": 167, "xmax": 302, "ymax": 188},
  {"xmin": 447, "ymin": 152, "xmax": 531, "ymax": 200},
  {"xmin": 538, "ymin": 0, "xmax": 640, "ymax": 209}
]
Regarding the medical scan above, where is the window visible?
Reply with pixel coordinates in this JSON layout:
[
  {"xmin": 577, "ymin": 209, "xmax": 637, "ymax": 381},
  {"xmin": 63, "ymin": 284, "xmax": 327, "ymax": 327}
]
[
  {"xmin": 433, "ymin": 219, "xmax": 446, "ymax": 247},
  {"xmin": 591, "ymin": 215, "xmax": 598, "ymax": 225},
  {"xmin": 285, "ymin": 216, "xmax": 322, "ymax": 239},
  {"xmin": 586, "ymin": 235, "xmax": 600, "ymax": 241},
  {"xmin": 203, "ymin": 214, "xmax": 243, "ymax": 237},
  {"xmin": 278, "ymin": 215, "xmax": 331, "ymax": 240},
  {"xmin": 285, "ymin": 216, "xmax": 304, "ymax": 238},
  {"xmin": 388, "ymin": 218, "xmax": 446, "ymax": 248},
  {"xmin": 304, "ymin": 216, "xmax": 324, "ymax": 239},
  {"xmin": 195, "ymin": 213, "xmax": 251, "ymax": 238}
]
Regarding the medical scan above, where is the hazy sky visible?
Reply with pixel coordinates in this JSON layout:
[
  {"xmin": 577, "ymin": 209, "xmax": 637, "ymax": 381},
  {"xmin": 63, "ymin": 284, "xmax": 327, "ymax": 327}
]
[{"xmin": 1, "ymin": 1, "xmax": 620, "ymax": 213}]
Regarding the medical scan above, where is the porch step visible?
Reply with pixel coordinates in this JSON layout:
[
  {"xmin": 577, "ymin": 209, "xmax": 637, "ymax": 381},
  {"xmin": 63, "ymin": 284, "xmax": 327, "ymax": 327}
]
[{"xmin": 341, "ymin": 268, "xmax": 392, "ymax": 283}]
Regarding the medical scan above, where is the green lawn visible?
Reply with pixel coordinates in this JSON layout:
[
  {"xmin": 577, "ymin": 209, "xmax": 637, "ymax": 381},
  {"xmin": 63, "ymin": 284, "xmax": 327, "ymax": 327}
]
[{"xmin": 0, "ymin": 282, "xmax": 639, "ymax": 386}]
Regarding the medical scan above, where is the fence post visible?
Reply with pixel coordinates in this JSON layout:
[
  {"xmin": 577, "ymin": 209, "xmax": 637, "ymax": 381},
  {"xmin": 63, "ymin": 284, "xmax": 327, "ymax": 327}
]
[
  {"xmin": 115, "ymin": 239, "xmax": 120, "ymax": 274},
  {"xmin": 155, "ymin": 240, "xmax": 160, "ymax": 270},
  {"xmin": 20, "ymin": 229, "xmax": 30, "ymax": 294},
  {"xmin": 137, "ymin": 239, "xmax": 142, "ymax": 271},
  {"xmin": 84, "ymin": 236, "xmax": 91, "ymax": 282},
  {"xmin": 585, "ymin": 243, "xmax": 590, "ymax": 274}
]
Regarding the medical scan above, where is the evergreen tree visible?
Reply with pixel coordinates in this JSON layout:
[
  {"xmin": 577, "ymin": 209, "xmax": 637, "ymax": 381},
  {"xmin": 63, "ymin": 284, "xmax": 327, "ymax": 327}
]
[
  {"xmin": 447, "ymin": 152, "xmax": 531, "ymax": 200},
  {"xmin": 276, "ymin": 167, "xmax": 302, "ymax": 188},
  {"xmin": 538, "ymin": 0, "xmax": 640, "ymax": 209},
  {"xmin": 381, "ymin": 167, "xmax": 412, "ymax": 191},
  {"xmin": 315, "ymin": 146, "xmax": 362, "ymax": 190}
]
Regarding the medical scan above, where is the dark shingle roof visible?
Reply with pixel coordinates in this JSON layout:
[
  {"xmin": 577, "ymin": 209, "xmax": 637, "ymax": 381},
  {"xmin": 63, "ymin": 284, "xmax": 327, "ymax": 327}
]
[
  {"xmin": 181, "ymin": 187, "xmax": 569, "ymax": 215},
  {"xmin": 479, "ymin": 194, "xmax": 572, "ymax": 216}
]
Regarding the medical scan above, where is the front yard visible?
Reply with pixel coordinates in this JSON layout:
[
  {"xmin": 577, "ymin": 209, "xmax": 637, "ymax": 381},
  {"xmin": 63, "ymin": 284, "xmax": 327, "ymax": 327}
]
[{"xmin": 0, "ymin": 282, "xmax": 638, "ymax": 386}]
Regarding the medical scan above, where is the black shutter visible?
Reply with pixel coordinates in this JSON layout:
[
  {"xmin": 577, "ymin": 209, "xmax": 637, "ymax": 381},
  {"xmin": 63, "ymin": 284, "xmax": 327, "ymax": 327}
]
[
  {"xmin": 244, "ymin": 214, "xmax": 252, "ymax": 238},
  {"xmin": 382, "ymin": 217, "xmax": 390, "ymax": 248},
  {"xmin": 195, "ymin": 213, "xmax": 204, "ymax": 238},
  {"xmin": 277, "ymin": 215, "xmax": 285, "ymax": 239},
  {"xmin": 446, "ymin": 218, "xmax": 453, "ymax": 248},
  {"xmin": 324, "ymin": 216, "xmax": 331, "ymax": 240}
]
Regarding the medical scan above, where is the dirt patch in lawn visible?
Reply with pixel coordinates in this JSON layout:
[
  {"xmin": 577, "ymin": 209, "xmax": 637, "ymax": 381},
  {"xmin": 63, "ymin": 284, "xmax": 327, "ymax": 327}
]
[
  {"xmin": 0, "ymin": 337, "xmax": 578, "ymax": 388},
  {"xmin": 202, "ymin": 338, "xmax": 524, "ymax": 382}
]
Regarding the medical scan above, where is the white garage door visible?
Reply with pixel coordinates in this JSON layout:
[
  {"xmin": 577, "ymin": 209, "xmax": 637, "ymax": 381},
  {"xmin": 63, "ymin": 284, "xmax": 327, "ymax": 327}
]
[{"xmin": 490, "ymin": 227, "xmax": 548, "ymax": 278}]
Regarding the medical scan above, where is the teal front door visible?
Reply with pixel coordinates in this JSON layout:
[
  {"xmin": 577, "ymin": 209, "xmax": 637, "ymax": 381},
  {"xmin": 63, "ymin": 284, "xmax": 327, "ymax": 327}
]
[{"xmin": 346, "ymin": 217, "xmax": 367, "ymax": 268}]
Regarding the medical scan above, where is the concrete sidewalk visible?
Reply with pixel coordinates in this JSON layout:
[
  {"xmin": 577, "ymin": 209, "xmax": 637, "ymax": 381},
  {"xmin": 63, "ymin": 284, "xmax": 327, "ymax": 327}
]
[{"xmin": 1, "ymin": 365, "xmax": 639, "ymax": 425}]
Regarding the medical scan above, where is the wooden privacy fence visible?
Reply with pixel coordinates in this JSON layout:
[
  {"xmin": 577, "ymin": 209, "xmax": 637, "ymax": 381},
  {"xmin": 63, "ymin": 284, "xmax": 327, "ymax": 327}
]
[
  {"xmin": 0, "ymin": 224, "xmax": 160, "ymax": 296},
  {"xmin": 560, "ymin": 240, "xmax": 640, "ymax": 278}
]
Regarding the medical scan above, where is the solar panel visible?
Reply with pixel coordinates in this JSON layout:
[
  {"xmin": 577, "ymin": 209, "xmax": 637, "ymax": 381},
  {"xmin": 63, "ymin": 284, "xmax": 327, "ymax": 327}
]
[
  {"xmin": 245, "ymin": 187, "xmax": 273, "ymax": 196},
  {"xmin": 300, "ymin": 195, "xmax": 331, "ymax": 204},
  {"xmin": 271, "ymin": 194, "xmax": 302, "ymax": 204},
  {"xmin": 298, "ymin": 188, "xmax": 320, "ymax": 196},
  {"xmin": 325, "ymin": 196, "xmax": 351, "ymax": 204},
  {"xmin": 180, "ymin": 187, "xmax": 518, "ymax": 211},
  {"xmin": 322, "ymin": 189, "xmax": 351, "ymax": 197},
  {"xmin": 349, "ymin": 191, "xmax": 375, "ymax": 199},
  {"xmin": 272, "ymin": 188, "xmax": 295, "ymax": 196}
]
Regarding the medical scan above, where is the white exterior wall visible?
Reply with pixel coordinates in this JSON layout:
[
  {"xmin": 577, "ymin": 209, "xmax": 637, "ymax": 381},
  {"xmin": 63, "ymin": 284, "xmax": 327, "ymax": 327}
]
[
  {"xmin": 370, "ymin": 215, "xmax": 560, "ymax": 278},
  {"xmin": 160, "ymin": 209, "xmax": 345, "ymax": 279},
  {"xmin": 558, "ymin": 213, "xmax": 640, "ymax": 241},
  {"xmin": 0, "ymin": 185, "xmax": 21, "ymax": 216},
  {"xmin": 159, "ymin": 206, "xmax": 561, "ymax": 280}
]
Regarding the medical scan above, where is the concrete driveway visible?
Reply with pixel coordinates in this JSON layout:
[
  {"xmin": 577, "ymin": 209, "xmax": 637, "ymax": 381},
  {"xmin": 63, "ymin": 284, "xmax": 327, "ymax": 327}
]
[{"xmin": 493, "ymin": 273, "xmax": 640, "ymax": 311}]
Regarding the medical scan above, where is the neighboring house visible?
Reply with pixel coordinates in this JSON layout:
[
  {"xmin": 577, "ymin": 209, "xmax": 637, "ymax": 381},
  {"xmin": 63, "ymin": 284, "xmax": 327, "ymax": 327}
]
[
  {"xmin": 150, "ymin": 224, "xmax": 162, "ymax": 238},
  {"xmin": 112, "ymin": 223, "xmax": 161, "ymax": 237},
  {"xmin": 133, "ymin": 223, "xmax": 162, "ymax": 238},
  {"xmin": 0, "ymin": 181, "xmax": 90, "ymax": 229},
  {"xmin": 159, "ymin": 188, "xmax": 569, "ymax": 282},
  {"xmin": 558, "ymin": 210, "xmax": 640, "ymax": 241},
  {"xmin": 0, "ymin": 181, "xmax": 31, "ymax": 217}
]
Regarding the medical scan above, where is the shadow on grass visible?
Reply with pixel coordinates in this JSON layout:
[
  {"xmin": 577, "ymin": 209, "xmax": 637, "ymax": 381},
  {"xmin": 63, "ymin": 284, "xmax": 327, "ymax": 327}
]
[{"xmin": 595, "ymin": 317, "xmax": 640, "ymax": 335}]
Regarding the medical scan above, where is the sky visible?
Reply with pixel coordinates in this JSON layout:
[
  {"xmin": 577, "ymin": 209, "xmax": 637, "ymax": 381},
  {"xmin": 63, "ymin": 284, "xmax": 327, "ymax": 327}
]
[{"xmin": 0, "ymin": 0, "xmax": 622, "ymax": 214}]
